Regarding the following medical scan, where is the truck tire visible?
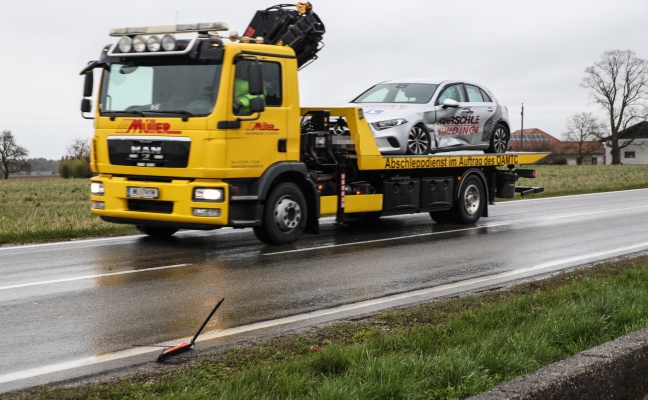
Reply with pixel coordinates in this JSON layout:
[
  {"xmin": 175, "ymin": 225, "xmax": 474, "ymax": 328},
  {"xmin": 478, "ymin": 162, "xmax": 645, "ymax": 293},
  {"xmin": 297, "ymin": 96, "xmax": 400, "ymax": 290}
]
[
  {"xmin": 136, "ymin": 225, "xmax": 178, "ymax": 238},
  {"xmin": 254, "ymin": 182, "xmax": 307, "ymax": 245},
  {"xmin": 454, "ymin": 175, "xmax": 485, "ymax": 224}
]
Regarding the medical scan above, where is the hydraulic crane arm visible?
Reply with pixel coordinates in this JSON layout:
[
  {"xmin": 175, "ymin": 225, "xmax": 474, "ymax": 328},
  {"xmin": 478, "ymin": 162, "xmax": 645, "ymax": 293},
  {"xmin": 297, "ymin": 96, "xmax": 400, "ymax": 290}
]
[{"xmin": 243, "ymin": 2, "xmax": 325, "ymax": 69}]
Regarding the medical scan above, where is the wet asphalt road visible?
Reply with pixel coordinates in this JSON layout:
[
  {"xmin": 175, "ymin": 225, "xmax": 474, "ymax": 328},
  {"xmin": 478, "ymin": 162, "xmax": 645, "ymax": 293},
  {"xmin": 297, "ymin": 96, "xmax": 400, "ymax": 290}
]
[{"xmin": 1, "ymin": 189, "xmax": 648, "ymax": 384}]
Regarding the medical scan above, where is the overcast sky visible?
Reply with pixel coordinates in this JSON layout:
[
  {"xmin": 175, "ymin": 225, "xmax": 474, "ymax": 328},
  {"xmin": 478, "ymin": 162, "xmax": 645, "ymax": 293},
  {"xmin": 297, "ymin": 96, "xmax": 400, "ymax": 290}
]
[{"xmin": 1, "ymin": 0, "xmax": 646, "ymax": 159}]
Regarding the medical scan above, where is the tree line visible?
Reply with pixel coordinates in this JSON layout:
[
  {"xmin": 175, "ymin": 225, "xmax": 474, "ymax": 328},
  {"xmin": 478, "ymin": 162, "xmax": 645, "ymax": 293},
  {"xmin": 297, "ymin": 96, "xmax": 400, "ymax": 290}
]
[{"xmin": 0, "ymin": 131, "xmax": 90, "ymax": 179}]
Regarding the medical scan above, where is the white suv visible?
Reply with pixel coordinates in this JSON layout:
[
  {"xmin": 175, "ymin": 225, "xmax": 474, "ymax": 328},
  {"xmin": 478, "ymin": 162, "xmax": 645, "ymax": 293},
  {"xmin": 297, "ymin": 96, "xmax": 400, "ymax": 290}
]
[{"xmin": 351, "ymin": 79, "xmax": 511, "ymax": 155}]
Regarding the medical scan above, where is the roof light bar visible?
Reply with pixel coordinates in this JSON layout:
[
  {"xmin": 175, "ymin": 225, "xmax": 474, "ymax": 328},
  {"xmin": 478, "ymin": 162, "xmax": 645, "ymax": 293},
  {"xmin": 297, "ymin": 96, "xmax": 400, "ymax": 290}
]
[
  {"xmin": 107, "ymin": 36, "xmax": 198, "ymax": 57},
  {"xmin": 110, "ymin": 22, "xmax": 228, "ymax": 37}
]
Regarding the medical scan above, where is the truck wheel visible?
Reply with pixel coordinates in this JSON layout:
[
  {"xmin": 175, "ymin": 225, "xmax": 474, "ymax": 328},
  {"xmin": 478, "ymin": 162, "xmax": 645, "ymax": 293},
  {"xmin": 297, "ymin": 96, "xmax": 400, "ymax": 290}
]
[
  {"xmin": 454, "ymin": 175, "xmax": 485, "ymax": 224},
  {"xmin": 136, "ymin": 225, "xmax": 178, "ymax": 238},
  {"xmin": 254, "ymin": 182, "xmax": 307, "ymax": 245},
  {"xmin": 486, "ymin": 123, "xmax": 509, "ymax": 154},
  {"xmin": 407, "ymin": 124, "xmax": 431, "ymax": 155}
]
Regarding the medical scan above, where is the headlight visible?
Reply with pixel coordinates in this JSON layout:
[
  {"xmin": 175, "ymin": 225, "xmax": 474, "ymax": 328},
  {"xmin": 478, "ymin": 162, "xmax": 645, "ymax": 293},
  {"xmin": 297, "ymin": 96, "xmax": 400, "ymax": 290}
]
[
  {"xmin": 194, "ymin": 188, "xmax": 224, "ymax": 202},
  {"xmin": 372, "ymin": 119, "xmax": 408, "ymax": 131},
  {"xmin": 90, "ymin": 182, "xmax": 104, "ymax": 195}
]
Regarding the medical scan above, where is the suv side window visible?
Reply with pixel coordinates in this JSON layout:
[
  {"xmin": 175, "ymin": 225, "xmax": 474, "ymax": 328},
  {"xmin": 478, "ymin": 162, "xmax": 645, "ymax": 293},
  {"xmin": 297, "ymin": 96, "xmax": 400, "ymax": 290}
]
[
  {"xmin": 436, "ymin": 84, "xmax": 466, "ymax": 105},
  {"xmin": 480, "ymin": 88, "xmax": 492, "ymax": 102},
  {"xmin": 466, "ymin": 84, "xmax": 486, "ymax": 102}
]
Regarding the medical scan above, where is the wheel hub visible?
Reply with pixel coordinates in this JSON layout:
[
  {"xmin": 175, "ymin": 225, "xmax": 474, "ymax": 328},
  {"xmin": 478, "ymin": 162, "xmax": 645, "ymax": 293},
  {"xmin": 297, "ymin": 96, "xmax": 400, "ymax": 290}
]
[
  {"xmin": 492, "ymin": 128, "xmax": 508, "ymax": 153},
  {"xmin": 273, "ymin": 196, "xmax": 302, "ymax": 231},
  {"xmin": 408, "ymin": 126, "xmax": 429, "ymax": 154},
  {"xmin": 464, "ymin": 184, "xmax": 481, "ymax": 216}
]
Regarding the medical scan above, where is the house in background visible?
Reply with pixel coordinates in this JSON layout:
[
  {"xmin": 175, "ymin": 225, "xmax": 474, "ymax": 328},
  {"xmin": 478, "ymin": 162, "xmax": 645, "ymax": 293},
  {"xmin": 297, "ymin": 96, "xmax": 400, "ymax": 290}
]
[
  {"xmin": 508, "ymin": 128, "xmax": 605, "ymax": 165},
  {"xmin": 605, "ymin": 121, "xmax": 648, "ymax": 164},
  {"xmin": 558, "ymin": 140, "xmax": 606, "ymax": 165},
  {"xmin": 509, "ymin": 128, "xmax": 560, "ymax": 153}
]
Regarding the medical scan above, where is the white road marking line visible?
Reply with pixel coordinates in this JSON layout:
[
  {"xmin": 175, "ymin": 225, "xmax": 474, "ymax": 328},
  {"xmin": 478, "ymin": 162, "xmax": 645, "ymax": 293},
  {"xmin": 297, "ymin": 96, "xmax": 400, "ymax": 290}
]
[
  {"xmin": 540, "ymin": 204, "xmax": 648, "ymax": 220},
  {"xmin": 262, "ymin": 223, "xmax": 509, "ymax": 256},
  {"xmin": 0, "ymin": 235, "xmax": 142, "ymax": 252},
  {"xmin": 0, "ymin": 347, "xmax": 158, "ymax": 385},
  {"xmin": 0, "ymin": 264, "xmax": 192, "ymax": 291},
  {"xmin": 496, "ymin": 187, "xmax": 648, "ymax": 205}
]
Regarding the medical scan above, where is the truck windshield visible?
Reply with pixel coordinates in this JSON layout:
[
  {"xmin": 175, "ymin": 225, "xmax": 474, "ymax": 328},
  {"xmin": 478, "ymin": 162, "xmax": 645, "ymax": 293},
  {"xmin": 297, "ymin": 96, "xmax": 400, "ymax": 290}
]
[
  {"xmin": 99, "ymin": 59, "xmax": 222, "ymax": 117},
  {"xmin": 352, "ymin": 83, "xmax": 438, "ymax": 104}
]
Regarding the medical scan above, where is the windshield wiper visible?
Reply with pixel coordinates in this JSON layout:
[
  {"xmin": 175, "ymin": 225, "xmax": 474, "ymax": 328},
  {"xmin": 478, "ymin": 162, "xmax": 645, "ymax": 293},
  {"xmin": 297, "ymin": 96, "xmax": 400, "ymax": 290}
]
[
  {"xmin": 150, "ymin": 110, "xmax": 195, "ymax": 121},
  {"xmin": 104, "ymin": 110, "xmax": 146, "ymax": 121}
]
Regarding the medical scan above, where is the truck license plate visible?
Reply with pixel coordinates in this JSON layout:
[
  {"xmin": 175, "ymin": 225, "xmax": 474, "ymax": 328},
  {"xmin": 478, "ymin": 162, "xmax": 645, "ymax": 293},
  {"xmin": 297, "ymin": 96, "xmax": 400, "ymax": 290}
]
[{"xmin": 127, "ymin": 186, "xmax": 159, "ymax": 199}]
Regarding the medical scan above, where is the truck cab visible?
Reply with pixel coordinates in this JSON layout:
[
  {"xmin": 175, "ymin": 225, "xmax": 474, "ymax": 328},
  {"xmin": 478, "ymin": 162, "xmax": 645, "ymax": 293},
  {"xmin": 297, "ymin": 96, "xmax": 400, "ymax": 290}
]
[{"xmin": 82, "ymin": 14, "xmax": 322, "ymax": 237}]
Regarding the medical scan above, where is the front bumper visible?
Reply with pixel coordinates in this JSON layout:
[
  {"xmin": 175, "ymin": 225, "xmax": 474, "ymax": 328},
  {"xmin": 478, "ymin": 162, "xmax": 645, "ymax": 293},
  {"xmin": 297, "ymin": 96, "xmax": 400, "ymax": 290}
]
[{"xmin": 90, "ymin": 175, "xmax": 229, "ymax": 228}]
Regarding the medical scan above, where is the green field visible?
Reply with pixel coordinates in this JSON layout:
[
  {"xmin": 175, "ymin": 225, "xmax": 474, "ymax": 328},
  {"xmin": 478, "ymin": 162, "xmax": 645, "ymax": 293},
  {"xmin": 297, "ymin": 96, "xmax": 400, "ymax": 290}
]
[
  {"xmin": 0, "ymin": 178, "xmax": 136, "ymax": 245},
  {"xmin": 529, "ymin": 164, "xmax": 648, "ymax": 197},
  {"xmin": 1, "ymin": 165, "xmax": 648, "ymax": 245}
]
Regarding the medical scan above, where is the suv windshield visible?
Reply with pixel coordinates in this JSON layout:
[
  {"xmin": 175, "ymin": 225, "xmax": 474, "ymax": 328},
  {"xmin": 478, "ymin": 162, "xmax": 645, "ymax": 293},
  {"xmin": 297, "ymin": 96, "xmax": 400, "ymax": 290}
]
[
  {"xmin": 352, "ymin": 83, "xmax": 438, "ymax": 104},
  {"xmin": 99, "ymin": 59, "xmax": 222, "ymax": 117}
]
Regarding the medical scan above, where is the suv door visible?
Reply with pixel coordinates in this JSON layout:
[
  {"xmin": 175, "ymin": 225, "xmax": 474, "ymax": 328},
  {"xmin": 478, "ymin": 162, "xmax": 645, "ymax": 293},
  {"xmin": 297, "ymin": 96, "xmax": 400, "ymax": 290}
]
[{"xmin": 433, "ymin": 83, "xmax": 477, "ymax": 149}]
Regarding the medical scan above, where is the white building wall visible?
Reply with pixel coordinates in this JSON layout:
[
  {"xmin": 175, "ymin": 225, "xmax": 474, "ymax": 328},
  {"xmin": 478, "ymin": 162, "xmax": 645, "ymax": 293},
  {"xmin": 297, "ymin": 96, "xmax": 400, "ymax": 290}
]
[
  {"xmin": 566, "ymin": 154, "xmax": 605, "ymax": 165},
  {"xmin": 612, "ymin": 139, "xmax": 648, "ymax": 164}
]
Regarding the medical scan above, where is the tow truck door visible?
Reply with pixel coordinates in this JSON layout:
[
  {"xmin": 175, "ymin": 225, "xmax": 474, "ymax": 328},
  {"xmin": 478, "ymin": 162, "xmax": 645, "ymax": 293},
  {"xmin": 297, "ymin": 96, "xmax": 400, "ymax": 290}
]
[{"xmin": 224, "ymin": 58, "xmax": 289, "ymax": 176}]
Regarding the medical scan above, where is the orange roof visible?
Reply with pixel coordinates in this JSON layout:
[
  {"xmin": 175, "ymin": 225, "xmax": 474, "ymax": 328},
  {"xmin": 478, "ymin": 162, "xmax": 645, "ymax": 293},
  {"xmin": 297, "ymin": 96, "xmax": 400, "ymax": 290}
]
[{"xmin": 508, "ymin": 128, "xmax": 605, "ymax": 154}]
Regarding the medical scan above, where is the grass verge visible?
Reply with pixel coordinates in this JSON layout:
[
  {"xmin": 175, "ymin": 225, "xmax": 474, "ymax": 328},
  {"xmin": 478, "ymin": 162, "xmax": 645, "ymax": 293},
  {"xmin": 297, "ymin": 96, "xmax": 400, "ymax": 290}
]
[
  {"xmin": 9, "ymin": 255, "xmax": 648, "ymax": 399},
  {"xmin": 521, "ymin": 164, "xmax": 648, "ymax": 198},
  {"xmin": 0, "ymin": 178, "xmax": 136, "ymax": 245}
]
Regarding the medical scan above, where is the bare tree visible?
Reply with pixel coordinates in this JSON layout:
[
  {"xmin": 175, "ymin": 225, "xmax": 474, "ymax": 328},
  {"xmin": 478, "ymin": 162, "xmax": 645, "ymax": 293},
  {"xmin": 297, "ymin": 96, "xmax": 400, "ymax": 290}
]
[
  {"xmin": 66, "ymin": 137, "xmax": 91, "ymax": 161},
  {"xmin": 0, "ymin": 130, "xmax": 30, "ymax": 179},
  {"xmin": 563, "ymin": 112, "xmax": 607, "ymax": 165},
  {"xmin": 582, "ymin": 50, "xmax": 648, "ymax": 164}
]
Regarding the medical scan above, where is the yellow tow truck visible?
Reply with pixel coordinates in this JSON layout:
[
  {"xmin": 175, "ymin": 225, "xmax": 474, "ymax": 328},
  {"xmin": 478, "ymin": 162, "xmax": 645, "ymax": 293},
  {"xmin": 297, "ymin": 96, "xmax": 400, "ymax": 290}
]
[{"xmin": 81, "ymin": 3, "xmax": 546, "ymax": 244}]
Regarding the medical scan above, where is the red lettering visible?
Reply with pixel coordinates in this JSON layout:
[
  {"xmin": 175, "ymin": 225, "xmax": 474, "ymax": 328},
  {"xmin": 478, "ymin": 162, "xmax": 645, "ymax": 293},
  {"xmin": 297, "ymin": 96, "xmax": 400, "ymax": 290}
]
[
  {"xmin": 116, "ymin": 119, "xmax": 181, "ymax": 134},
  {"xmin": 127, "ymin": 119, "xmax": 142, "ymax": 133},
  {"xmin": 249, "ymin": 122, "xmax": 280, "ymax": 131}
]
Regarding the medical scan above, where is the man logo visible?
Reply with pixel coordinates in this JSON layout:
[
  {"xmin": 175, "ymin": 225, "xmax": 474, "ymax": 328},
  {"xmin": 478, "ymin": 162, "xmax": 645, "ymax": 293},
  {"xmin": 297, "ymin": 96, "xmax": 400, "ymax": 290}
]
[{"xmin": 129, "ymin": 146, "xmax": 164, "ymax": 161}]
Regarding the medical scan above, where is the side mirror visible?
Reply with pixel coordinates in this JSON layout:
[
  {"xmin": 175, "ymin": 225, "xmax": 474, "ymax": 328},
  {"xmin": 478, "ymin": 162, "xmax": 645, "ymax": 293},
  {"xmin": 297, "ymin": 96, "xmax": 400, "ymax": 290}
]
[
  {"xmin": 81, "ymin": 98, "xmax": 92, "ymax": 113},
  {"xmin": 83, "ymin": 72, "xmax": 94, "ymax": 97},
  {"xmin": 442, "ymin": 98, "xmax": 459, "ymax": 109},
  {"xmin": 249, "ymin": 97, "xmax": 265, "ymax": 114},
  {"xmin": 247, "ymin": 62, "xmax": 264, "ymax": 96},
  {"xmin": 80, "ymin": 61, "xmax": 100, "ymax": 120}
]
